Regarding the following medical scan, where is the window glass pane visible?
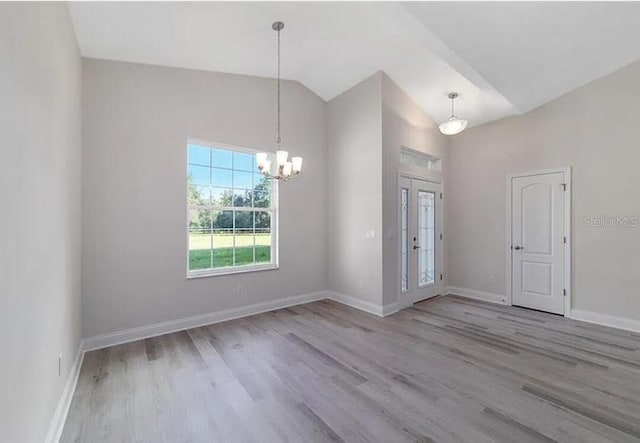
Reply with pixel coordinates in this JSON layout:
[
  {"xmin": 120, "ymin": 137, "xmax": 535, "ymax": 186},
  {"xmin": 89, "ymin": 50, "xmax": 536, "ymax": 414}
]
[
  {"xmin": 235, "ymin": 211, "xmax": 255, "ymax": 266},
  {"xmin": 253, "ymin": 175, "xmax": 270, "ymax": 208},
  {"xmin": 212, "ymin": 210, "xmax": 233, "ymax": 232},
  {"xmin": 401, "ymin": 188, "xmax": 408, "ymax": 292},
  {"xmin": 189, "ymin": 185, "xmax": 210, "ymax": 206},
  {"xmin": 211, "ymin": 187, "xmax": 233, "ymax": 207},
  {"xmin": 233, "ymin": 151, "xmax": 254, "ymax": 172},
  {"xmin": 255, "ymin": 211, "xmax": 271, "ymax": 264},
  {"xmin": 234, "ymin": 210, "xmax": 253, "ymax": 231},
  {"xmin": 212, "ymin": 167, "xmax": 232, "ymax": 188},
  {"xmin": 189, "ymin": 164, "xmax": 210, "ymax": 186},
  {"xmin": 188, "ymin": 144, "xmax": 210, "ymax": 167},
  {"xmin": 234, "ymin": 170, "xmax": 254, "ymax": 190},
  {"xmin": 212, "ymin": 149, "xmax": 232, "ymax": 169},
  {"xmin": 233, "ymin": 189, "xmax": 251, "ymax": 207},
  {"xmin": 188, "ymin": 209, "xmax": 212, "ymax": 270},
  {"xmin": 212, "ymin": 210, "xmax": 233, "ymax": 268},
  {"xmin": 418, "ymin": 191, "xmax": 435, "ymax": 287}
]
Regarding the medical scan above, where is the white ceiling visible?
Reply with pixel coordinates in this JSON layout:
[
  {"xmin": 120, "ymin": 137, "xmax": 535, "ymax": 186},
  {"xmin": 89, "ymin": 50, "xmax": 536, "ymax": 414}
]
[{"xmin": 68, "ymin": 1, "xmax": 640, "ymax": 127}]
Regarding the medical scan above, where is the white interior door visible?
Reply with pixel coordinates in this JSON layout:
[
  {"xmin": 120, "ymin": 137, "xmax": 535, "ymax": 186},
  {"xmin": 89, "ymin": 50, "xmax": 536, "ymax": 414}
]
[
  {"xmin": 399, "ymin": 177, "xmax": 443, "ymax": 307},
  {"xmin": 511, "ymin": 171, "xmax": 566, "ymax": 315}
]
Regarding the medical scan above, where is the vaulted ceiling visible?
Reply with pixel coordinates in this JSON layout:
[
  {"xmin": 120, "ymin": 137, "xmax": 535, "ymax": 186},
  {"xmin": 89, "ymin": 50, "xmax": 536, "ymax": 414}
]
[{"xmin": 68, "ymin": 1, "xmax": 640, "ymax": 127}]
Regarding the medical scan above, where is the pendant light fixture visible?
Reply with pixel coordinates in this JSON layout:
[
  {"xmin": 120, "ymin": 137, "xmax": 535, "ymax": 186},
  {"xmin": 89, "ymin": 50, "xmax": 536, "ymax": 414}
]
[
  {"xmin": 438, "ymin": 92, "xmax": 468, "ymax": 136},
  {"xmin": 256, "ymin": 21, "xmax": 303, "ymax": 181}
]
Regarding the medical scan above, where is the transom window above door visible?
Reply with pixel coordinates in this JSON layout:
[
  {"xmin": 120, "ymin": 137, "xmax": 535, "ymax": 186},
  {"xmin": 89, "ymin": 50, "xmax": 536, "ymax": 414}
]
[{"xmin": 187, "ymin": 141, "xmax": 278, "ymax": 277}]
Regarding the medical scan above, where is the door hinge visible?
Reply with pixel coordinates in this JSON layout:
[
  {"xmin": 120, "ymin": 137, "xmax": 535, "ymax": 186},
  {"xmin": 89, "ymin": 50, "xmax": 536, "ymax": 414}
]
[
  {"xmin": 440, "ymin": 233, "xmax": 443, "ymax": 240},
  {"xmin": 440, "ymin": 274, "xmax": 443, "ymax": 281},
  {"xmin": 563, "ymin": 236, "xmax": 567, "ymax": 244},
  {"xmin": 561, "ymin": 183, "xmax": 567, "ymax": 191},
  {"xmin": 440, "ymin": 192, "xmax": 443, "ymax": 200},
  {"xmin": 563, "ymin": 289, "xmax": 567, "ymax": 296}
]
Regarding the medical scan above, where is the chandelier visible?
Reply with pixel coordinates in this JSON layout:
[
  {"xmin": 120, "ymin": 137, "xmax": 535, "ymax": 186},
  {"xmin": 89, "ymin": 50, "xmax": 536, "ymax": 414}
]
[
  {"xmin": 256, "ymin": 21, "xmax": 303, "ymax": 181},
  {"xmin": 438, "ymin": 92, "xmax": 468, "ymax": 136}
]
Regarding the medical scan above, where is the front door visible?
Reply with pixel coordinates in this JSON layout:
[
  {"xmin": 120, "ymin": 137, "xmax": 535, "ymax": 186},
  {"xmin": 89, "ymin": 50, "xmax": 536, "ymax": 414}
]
[
  {"xmin": 511, "ymin": 171, "xmax": 566, "ymax": 315},
  {"xmin": 399, "ymin": 177, "xmax": 443, "ymax": 307}
]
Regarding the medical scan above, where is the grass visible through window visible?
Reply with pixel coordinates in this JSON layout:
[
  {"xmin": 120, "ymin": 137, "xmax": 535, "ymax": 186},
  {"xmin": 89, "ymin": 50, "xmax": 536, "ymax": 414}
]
[{"xmin": 189, "ymin": 246, "xmax": 271, "ymax": 269}]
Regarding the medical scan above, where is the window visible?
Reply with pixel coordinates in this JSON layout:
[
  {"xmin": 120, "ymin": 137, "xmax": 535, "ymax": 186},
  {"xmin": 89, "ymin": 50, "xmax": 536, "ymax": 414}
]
[{"xmin": 187, "ymin": 141, "xmax": 277, "ymax": 277}]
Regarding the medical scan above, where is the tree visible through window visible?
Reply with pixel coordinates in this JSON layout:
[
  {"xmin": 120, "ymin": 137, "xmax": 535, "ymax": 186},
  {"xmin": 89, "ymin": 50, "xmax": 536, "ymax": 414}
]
[{"xmin": 187, "ymin": 142, "xmax": 276, "ymax": 275}]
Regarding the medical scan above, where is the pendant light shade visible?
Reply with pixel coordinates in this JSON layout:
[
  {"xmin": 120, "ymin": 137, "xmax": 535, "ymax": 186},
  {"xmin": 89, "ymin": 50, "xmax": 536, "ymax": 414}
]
[
  {"xmin": 438, "ymin": 116, "xmax": 468, "ymax": 135},
  {"xmin": 439, "ymin": 92, "xmax": 468, "ymax": 136}
]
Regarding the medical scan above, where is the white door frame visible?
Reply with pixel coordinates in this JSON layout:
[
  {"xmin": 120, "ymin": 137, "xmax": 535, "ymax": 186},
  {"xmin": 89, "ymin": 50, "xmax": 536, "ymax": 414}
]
[
  {"xmin": 398, "ymin": 172, "xmax": 444, "ymax": 307},
  {"xmin": 506, "ymin": 167, "xmax": 572, "ymax": 316}
]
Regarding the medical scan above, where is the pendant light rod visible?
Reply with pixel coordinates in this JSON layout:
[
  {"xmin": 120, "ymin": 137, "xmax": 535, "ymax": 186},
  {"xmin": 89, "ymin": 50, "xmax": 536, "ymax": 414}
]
[
  {"xmin": 448, "ymin": 92, "xmax": 458, "ymax": 117},
  {"xmin": 273, "ymin": 21, "xmax": 284, "ymax": 146}
]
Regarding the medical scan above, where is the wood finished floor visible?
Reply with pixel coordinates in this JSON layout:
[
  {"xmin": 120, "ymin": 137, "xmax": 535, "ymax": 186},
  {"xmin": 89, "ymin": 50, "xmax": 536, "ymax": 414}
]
[{"xmin": 61, "ymin": 295, "xmax": 640, "ymax": 443}]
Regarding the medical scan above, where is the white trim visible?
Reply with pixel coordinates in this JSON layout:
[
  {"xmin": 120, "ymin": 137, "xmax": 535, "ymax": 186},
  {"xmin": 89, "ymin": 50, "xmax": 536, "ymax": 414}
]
[
  {"xmin": 506, "ymin": 166, "xmax": 572, "ymax": 315},
  {"xmin": 382, "ymin": 302, "xmax": 400, "ymax": 317},
  {"xmin": 81, "ymin": 290, "xmax": 401, "ymax": 352},
  {"xmin": 327, "ymin": 291, "xmax": 386, "ymax": 317},
  {"xmin": 445, "ymin": 286, "xmax": 507, "ymax": 305},
  {"xmin": 81, "ymin": 291, "xmax": 328, "ymax": 351},
  {"xmin": 569, "ymin": 309, "xmax": 640, "ymax": 334},
  {"xmin": 45, "ymin": 348, "xmax": 84, "ymax": 443},
  {"xmin": 187, "ymin": 263, "xmax": 279, "ymax": 279}
]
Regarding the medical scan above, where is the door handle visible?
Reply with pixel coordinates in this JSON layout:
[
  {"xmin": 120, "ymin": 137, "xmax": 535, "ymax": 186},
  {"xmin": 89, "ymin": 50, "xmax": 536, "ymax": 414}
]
[
  {"xmin": 513, "ymin": 245, "xmax": 523, "ymax": 251},
  {"xmin": 413, "ymin": 245, "xmax": 420, "ymax": 250}
]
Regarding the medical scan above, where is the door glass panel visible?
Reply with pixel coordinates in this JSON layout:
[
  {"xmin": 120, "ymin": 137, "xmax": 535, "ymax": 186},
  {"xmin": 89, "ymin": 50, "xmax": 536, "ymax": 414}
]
[
  {"xmin": 401, "ymin": 188, "xmax": 409, "ymax": 292},
  {"xmin": 418, "ymin": 191, "xmax": 435, "ymax": 287}
]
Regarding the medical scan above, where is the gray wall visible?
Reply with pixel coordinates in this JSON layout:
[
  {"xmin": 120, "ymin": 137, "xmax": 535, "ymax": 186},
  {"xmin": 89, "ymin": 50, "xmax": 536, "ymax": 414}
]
[
  {"xmin": 381, "ymin": 74, "xmax": 449, "ymax": 306},
  {"xmin": 0, "ymin": 4, "xmax": 82, "ymax": 442},
  {"xmin": 82, "ymin": 59, "xmax": 327, "ymax": 337},
  {"xmin": 325, "ymin": 73, "xmax": 448, "ymax": 309},
  {"xmin": 448, "ymin": 60, "xmax": 640, "ymax": 320},
  {"xmin": 327, "ymin": 73, "xmax": 384, "ymax": 305}
]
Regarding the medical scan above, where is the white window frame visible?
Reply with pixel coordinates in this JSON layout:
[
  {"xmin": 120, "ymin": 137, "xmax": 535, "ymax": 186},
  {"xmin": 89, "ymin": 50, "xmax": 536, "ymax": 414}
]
[{"xmin": 186, "ymin": 138, "xmax": 279, "ymax": 278}]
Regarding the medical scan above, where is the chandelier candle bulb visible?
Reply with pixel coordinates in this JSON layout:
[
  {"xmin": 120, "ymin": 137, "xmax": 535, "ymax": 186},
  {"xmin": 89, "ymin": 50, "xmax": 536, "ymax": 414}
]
[
  {"xmin": 262, "ymin": 159, "xmax": 272, "ymax": 175},
  {"xmin": 276, "ymin": 150, "xmax": 289, "ymax": 166},
  {"xmin": 256, "ymin": 152, "xmax": 268, "ymax": 169},
  {"xmin": 291, "ymin": 156, "xmax": 303, "ymax": 173},
  {"xmin": 283, "ymin": 162, "xmax": 293, "ymax": 177}
]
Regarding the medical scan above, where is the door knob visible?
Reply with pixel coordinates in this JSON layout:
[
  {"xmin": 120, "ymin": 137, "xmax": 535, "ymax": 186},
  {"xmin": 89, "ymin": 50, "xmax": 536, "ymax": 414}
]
[{"xmin": 513, "ymin": 245, "xmax": 523, "ymax": 250}]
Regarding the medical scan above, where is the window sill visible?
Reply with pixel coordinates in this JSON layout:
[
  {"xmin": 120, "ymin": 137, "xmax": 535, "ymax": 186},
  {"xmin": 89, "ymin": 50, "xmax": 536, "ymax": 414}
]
[{"xmin": 187, "ymin": 263, "xmax": 279, "ymax": 279}]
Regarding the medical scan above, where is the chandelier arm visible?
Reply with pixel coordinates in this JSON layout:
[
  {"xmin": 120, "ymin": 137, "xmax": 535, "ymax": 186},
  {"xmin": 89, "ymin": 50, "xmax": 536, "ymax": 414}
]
[{"xmin": 260, "ymin": 171, "xmax": 301, "ymax": 182}]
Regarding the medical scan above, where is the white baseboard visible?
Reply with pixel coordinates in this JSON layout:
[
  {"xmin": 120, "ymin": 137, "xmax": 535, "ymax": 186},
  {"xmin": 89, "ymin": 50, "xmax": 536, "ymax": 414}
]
[
  {"xmin": 45, "ymin": 347, "xmax": 84, "ymax": 443},
  {"xmin": 569, "ymin": 309, "xmax": 640, "ymax": 334},
  {"xmin": 327, "ymin": 291, "xmax": 386, "ymax": 317},
  {"xmin": 382, "ymin": 302, "xmax": 400, "ymax": 317},
  {"xmin": 445, "ymin": 286, "xmax": 507, "ymax": 305},
  {"xmin": 81, "ymin": 291, "xmax": 329, "ymax": 351}
]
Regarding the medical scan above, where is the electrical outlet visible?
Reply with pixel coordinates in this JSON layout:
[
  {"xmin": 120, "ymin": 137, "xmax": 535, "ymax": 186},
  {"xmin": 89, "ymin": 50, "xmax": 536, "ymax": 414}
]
[
  {"xmin": 489, "ymin": 273, "xmax": 495, "ymax": 284},
  {"xmin": 57, "ymin": 353, "xmax": 63, "ymax": 377},
  {"xmin": 358, "ymin": 279, "xmax": 365, "ymax": 290}
]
